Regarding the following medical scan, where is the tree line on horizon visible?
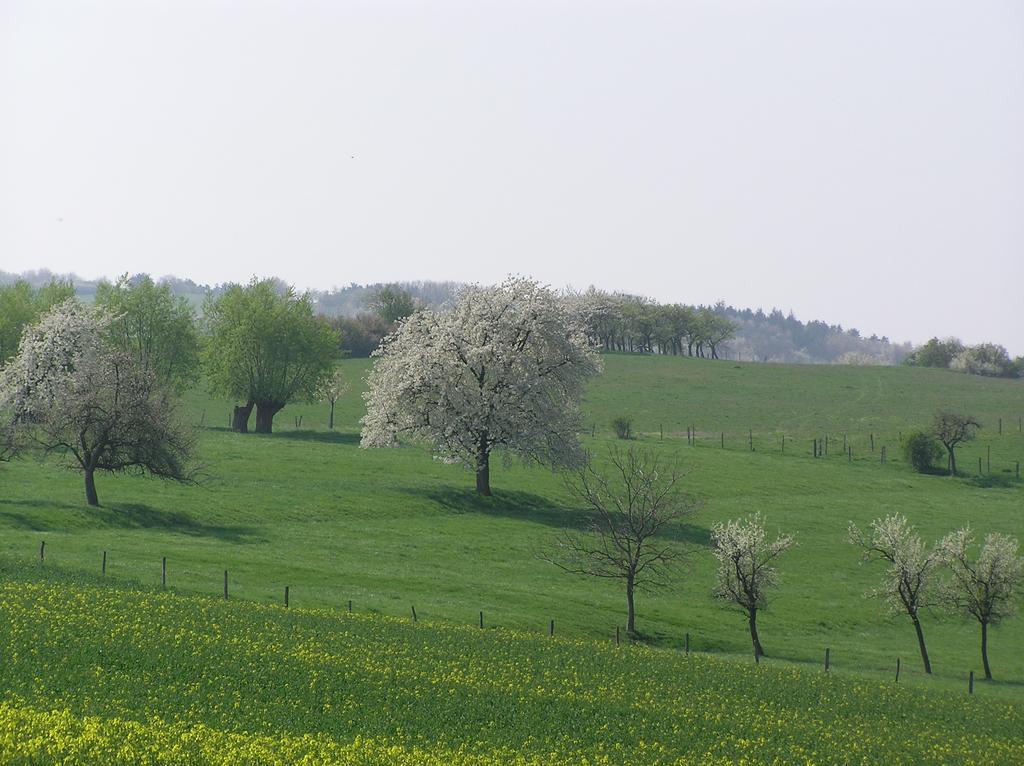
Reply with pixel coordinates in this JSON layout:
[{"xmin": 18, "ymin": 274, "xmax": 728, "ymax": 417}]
[{"xmin": 2, "ymin": 269, "xmax": 926, "ymax": 365}]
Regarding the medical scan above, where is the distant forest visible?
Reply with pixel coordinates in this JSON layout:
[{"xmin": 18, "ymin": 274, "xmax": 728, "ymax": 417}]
[{"xmin": 1, "ymin": 269, "xmax": 909, "ymax": 364}]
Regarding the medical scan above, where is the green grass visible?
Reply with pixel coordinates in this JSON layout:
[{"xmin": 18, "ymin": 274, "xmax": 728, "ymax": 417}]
[
  {"xmin": 1, "ymin": 354, "xmax": 1022, "ymax": 702},
  {"xmin": 1, "ymin": 564, "xmax": 1021, "ymax": 764}
]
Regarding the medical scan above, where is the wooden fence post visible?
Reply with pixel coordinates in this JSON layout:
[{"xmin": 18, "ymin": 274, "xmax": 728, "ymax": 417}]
[
  {"xmin": 549, "ymin": 619, "xmax": 555, "ymax": 636},
  {"xmin": 285, "ymin": 586, "xmax": 289, "ymax": 608},
  {"xmin": 411, "ymin": 605, "xmax": 417, "ymax": 622},
  {"xmin": 870, "ymin": 433, "xmax": 875, "ymax": 452},
  {"xmin": 616, "ymin": 625, "xmax": 620, "ymax": 646},
  {"xmin": 895, "ymin": 657, "xmax": 900, "ymax": 683},
  {"xmin": 969, "ymin": 671, "xmax": 974, "ymax": 694},
  {"xmin": 348, "ymin": 599, "xmax": 352, "ymax": 612},
  {"xmin": 721, "ymin": 432, "xmax": 725, "ymax": 449},
  {"xmin": 224, "ymin": 570, "xmax": 228, "ymax": 599},
  {"xmin": 825, "ymin": 647, "xmax": 830, "ymax": 672},
  {"xmin": 480, "ymin": 611, "xmax": 484, "ymax": 629},
  {"xmin": 102, "ymin": 550, "xmax": 106, "ymax": 576},
  {"xmin": 825, "ymin": 435, "xmax": 829, "ymax": 456},
  {"xmin": 162, "ymin": 557, "xmax": 166, "ymax": 588},
  {"xmin": 39, "ymin": 540, "xmax": 45, "ymax": 562}
]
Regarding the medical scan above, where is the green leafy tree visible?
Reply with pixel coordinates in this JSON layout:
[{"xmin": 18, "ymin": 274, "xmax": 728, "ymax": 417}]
[
  {"xmin": 204, "ymin": 279, "xmax": 339, "ymax": 434},
  {"xmin": 366, "ymin": 286, "xmax": 417, "ymax": 324},
  {"xmin": 95, "ymin": 274, "xmax": 201, "ymax": 391},
  {"xmin": 906, "ymin": 337, "xmax": 964, "ymax": 368}
]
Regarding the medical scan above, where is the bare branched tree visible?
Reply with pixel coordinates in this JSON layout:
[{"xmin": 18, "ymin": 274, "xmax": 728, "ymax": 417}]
[
  {"xmin": 931, "ymin": 411, "xmax": 979, "ymax": 476},
  {"xmin": 546, "ymin": 446, "xmax": 698, "ymax": 636},
  {"xmin": 848, "ymin": 514, "xmax": 938, "ymax": 674}
]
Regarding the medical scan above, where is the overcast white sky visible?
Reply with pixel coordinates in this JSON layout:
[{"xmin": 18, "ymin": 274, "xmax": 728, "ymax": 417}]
[{"xmin": 2, "ymin": 1, "xmax": 1022, "ymax": 352}]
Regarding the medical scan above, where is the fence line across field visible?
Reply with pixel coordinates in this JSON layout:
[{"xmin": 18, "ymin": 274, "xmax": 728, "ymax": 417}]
[
  {"xmin": 589, "ymin": 421, "xmax": 1023, "ymax": 479},
  {"xmin": 31, "ymin": 539, "xmax": 989, "ymax": 697}
]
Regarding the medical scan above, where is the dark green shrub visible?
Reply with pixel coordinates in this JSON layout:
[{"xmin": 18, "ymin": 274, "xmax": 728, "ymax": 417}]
[
  {"xmin": 611, "ymin": 416, "xmax": 632, "ymax": 440},
  {"xmin": 903, "ymin": 430, "xmax": 944, "ymax": 473}
]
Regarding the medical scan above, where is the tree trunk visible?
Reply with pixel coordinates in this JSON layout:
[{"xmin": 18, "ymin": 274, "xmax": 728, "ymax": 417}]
[
  {"xmin": 626, "ymin": 575, "xmax": 636, "ymax": 635},
  {"xmin": 981, "ymin": 620, "xmax": 992, "ymax": 680},
  {"xmin": 254, "ymin": 402, "xmax": 283, "ymax": 434},
  {"xmin": 329, "ymin": 401, "xmax": 335, "ymax": 430},
  {"xmin": 84, "ymin": 467, "xmax": 99, "ymax": 507},
  {"xmin": 749, "ymin": 608, "xmax": 764, "ymax": 660},
  {"xmin": 947, "ymin": 446, "xmax": 957, "ymax": 476},
  {"xmin": 475, "ymin": 434, "xmax": 491, "ymax": 496},
  {"xmin": 232, "ymin": 401, "xmax": 254, "ymax": 433},
  {"xmin": 911, "ymin": 613, "xmax": 932, "ymax": 674}
]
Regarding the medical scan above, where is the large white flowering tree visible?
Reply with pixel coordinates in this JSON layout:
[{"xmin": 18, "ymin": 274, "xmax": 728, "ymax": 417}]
[
  {"xmin": 710, "ymin": 514, "xmax": 795, "ymax": 660},
  {"xmin": 848, "ymin": 514, "xmax": 938, "ymax": 674},
  {"xmin": 937, "ymin": 528, "xmax": 1021, "ymax": 680},
  {"xmin": 0, "ymin": 300, "xmax": 195, "ymax": 506},
  {"xmin": 361, "ymin": 277, "xmax": 602, "ymax": 496}
]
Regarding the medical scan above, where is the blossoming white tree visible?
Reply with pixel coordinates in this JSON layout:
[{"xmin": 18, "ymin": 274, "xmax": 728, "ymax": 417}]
[
  {"xmin": 848, "ymin": 514, "xmax": 938, "ymax": 674},
  {"xmin": 361, "ymin": 277, "xmax": 602, "ymax": 495},
  {"xmin": 319, "ymin": 368, "xmax": 348, "ymax": 430},
  {"xmin": 0, "ymin": 300, "xmax": 195, "ymax": 506},
  {"xmin": 710, "ymin": 514, "xmax": 795, "ymax": 660},
  {"xmin": 937, "ymin": 528, "xmax": 1022, "ymax": 680}
]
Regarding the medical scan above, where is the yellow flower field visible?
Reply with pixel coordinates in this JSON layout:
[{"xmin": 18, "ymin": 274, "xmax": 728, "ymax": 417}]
[{"xmin": 0, "ymin": 565, "xmax": 1020, "ymax": 765}]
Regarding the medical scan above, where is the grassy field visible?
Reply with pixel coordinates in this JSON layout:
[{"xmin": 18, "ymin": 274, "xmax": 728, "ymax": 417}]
[
  {"xmin": 1, "ymin": 563, "xmax": 1021, "ymax": 765},
  {"xmin": 1, "ymin": 354, "xmax": 1022, "ymax": 702}
]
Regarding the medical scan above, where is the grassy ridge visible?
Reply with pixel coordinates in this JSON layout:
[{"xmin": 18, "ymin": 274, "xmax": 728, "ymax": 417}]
[
  {"xmin": 1, "ymin": 564, "xmax": 1021, "ymax": 765},
  {"xmin": 0, "ymin": 355, "xmax": 1022, "ymax": 693}
]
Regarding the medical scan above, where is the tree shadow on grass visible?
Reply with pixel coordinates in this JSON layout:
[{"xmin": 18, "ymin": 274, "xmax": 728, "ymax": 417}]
[
  {"xmin": 0, "ymin": 498, "xmax": 261, "ymax": 543},
  {"xmin": 92, "ymin": 503, "xmax": 263, "ymax": 543},
  {"xmin": 267, "ymin": 430, "xmax": 361, "ymax": 446},
  {"xmin": 410, "ymin": 485, "xmax": 710, "ymax": 546},
  {"xmin": 964, "ymin": 474, "xmax": 1020, "ymax": 489}
]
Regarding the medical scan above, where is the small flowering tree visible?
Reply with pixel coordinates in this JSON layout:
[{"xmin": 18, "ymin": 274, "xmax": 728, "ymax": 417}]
[
  {"xmin": 319, "ymin": 368, "xmax": 348, "ymax": 430},
  {"xmin": 710, "ymin": 514, "xmax": 795, "ymax": 660},
  {"xmin": 937, "ymin": 528, "xmax": 1022, "ymax": 680},
  {"xmin": 848, "ymin": 514, "xmax": 938, "ymax": 674},
  {"xmin": 361, "ymin": 277, "xmax": 602, "ymax": 495},
  {"xmin": 0, "ymin": 300, "xmax": 195, "ymax": 506}
]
